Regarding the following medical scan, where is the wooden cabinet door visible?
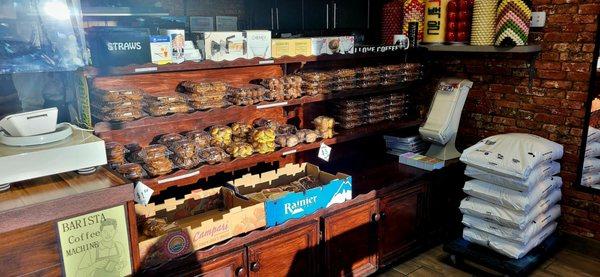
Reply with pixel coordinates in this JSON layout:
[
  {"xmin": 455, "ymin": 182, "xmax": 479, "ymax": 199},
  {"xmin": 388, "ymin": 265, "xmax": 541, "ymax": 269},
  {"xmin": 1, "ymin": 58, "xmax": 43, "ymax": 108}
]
[
  {"xmin": 322, "ymin": 199, "xmax": 379, "ymax": 277},
  {"xmin": 247, "ymin": 221, "xmax": 319, "ymax": 277},
  {"xmin": 165, "ymin": 249, "xmax": 247, "ymax": 277},
  {"xmin": 251, "ymin": 0, "xmax": 275, "ymax": 30},
  {"xmin": 378, "ymin": 185, "xmax": 423, "ymax": 267}
]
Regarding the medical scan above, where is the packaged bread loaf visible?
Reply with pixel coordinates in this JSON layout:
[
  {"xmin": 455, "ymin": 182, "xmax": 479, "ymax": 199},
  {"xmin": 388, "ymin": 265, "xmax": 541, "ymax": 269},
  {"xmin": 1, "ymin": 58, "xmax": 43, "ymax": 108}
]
[
  {"xmin": 185, "ymin": 130, "xmax": 211, "ymax": 149},
  {"xmin": 209, "ymin": 125, "xmax": 233, "ymax": 147}
]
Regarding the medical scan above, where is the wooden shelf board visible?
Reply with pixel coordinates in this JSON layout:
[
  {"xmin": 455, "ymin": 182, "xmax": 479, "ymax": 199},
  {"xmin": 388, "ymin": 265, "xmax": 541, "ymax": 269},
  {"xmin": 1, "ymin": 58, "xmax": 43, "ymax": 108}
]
[
  {"xmin": 86, "ymin": 49, "xmax": 425, "ymax": 77},
  {"xmin": 422, "ymin": 44, "xmax": 541, "ymax": 53},
  {"xmin": 93, "ymin": 83, "xmax": 416, "ymax": 133},
  {"xmin": 142, "ymin": 119, "xmax": 422, "ymax": 193}
]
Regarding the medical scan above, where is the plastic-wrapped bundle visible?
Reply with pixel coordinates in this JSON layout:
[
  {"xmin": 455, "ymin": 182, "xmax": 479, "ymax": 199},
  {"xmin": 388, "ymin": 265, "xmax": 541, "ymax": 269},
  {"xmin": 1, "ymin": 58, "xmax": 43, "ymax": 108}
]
[{"xmin": 470, "ymin": 0, "xmax": 498, "ymax": 45}]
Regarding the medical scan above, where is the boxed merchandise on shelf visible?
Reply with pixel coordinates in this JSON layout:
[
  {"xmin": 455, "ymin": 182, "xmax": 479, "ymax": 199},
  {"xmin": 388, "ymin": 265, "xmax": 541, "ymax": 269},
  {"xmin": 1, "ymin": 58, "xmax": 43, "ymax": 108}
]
[
  {"xmin": 310, "ymin": 36, "xmax": 355, "ymax": 55},
  {"xmin": 197, "ymin": 31, "xmax": 246, "ymax": 61},
  {"xmin": 271, "ymin": 38, "xmax": 312, "ymax": 58},
  {"xmin": 135, "ymin": 187, "xmax": 266, "ymax": 266},
  {"xmin": 86, "ymin": 27, "xmax": 152, "ymax": 67},
  {"xmin": 227, "ymin": 163, "xmax": 352, "ymax": 227},
  {"xmin": 244, "ymin": 30, "xmax": 272, "ymax": 59}
]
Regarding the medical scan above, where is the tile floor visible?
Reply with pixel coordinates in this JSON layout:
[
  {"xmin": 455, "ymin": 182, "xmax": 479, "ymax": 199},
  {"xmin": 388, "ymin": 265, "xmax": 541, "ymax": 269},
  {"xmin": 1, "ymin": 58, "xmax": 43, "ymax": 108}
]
[{"xmin": 377, "ymin": 245, "xmax": 600, "ymax": 277}]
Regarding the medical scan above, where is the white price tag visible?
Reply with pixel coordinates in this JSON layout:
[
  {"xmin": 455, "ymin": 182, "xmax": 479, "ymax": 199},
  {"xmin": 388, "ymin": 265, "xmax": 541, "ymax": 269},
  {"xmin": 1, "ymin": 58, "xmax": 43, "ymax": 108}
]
[
  {"xmin": 318, "ymin": 143, "xmax": 332, "ymax": 162},
  {"xmin": 134, "ymin": 181, "xmax": 154, "ymax": 205}
]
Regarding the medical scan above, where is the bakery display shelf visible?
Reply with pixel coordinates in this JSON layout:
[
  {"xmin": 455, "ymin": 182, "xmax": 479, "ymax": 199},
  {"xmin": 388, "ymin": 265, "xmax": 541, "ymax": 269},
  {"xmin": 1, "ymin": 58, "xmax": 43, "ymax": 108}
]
[
  {"xmin": 93, "ymin": 82, "xmax": 417, "ymax": 132},
  {"xmin": 86, "ymin": 49, "xmax": 425, "ymax": 77},
  {"xmin": 141, "ymin": 119, "xmax": 423, "ymax": 193},
  {"xmin": 422, "ymin": 44, "xmax": 541, "ymax": 53}
]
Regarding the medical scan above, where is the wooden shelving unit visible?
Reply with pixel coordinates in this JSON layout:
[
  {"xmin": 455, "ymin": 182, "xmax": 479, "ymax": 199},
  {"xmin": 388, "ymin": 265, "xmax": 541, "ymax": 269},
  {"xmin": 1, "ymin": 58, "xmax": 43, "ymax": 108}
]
[{"xmin": 139, "ymin": 119, "xmax": 422, "ymax": 193}]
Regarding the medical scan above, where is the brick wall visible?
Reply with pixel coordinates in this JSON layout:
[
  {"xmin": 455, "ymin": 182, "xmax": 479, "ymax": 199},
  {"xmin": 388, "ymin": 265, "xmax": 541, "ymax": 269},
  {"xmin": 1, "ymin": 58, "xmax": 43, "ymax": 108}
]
[{"xmin": 423, "ymin": 1, "xmax": 599, "ymax": 240}]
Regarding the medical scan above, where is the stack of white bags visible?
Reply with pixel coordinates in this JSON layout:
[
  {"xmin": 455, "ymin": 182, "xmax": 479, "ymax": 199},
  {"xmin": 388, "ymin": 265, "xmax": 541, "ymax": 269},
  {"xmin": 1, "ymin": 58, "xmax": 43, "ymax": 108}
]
[
  {"xmin": 581, "ymin": 126, "xmax": 600, "ymax": 189},
  {"xmin": 458, "ymin": 133, "xmax": 563, "ymax": 259}
]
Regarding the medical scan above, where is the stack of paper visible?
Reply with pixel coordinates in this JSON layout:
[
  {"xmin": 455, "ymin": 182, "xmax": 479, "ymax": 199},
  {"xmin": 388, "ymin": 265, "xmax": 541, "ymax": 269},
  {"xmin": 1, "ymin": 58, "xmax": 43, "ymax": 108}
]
[{"xmin": 384, "ymin": 135, "xmax": 429, "ymax": 156}]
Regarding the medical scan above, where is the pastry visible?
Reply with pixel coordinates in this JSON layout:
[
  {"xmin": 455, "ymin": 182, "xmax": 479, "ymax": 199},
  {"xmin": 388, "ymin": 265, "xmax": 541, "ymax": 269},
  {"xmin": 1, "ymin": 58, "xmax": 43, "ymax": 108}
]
[
  {"xmin": 199, "ymin": 147, "xmax": 229, "ymax": 164},
  {"xmin": 275, "ymin": 134, "xmax": 300, "ymax": 148},
  {"xmin": 169, "ymin": 140, "xmax": 197, "ymax": 159},
  {"xmin": 231, "ymin": 122, "xmax": 253, "ymax": 141},
  {"xmin": 252, "ymin": 118, "xmax": 278, "ymax": 130},
  {"xmin": 93, "ymin": 88, "xmax": 144, "ymax": 102},
  {"xmin": 313, "ymin": 116, "xmax": 335, "ymax": 139},
  {"xmin": 296, "ymin": 129, "xmax": 319, "ymax": 143},
  {"xmin": 145, "ymin": 102, "xmax": 191, "ymax": 116},
  {"xmin": 116, "ymin": 163, "xmax": 144, "ymax": 180},
  {"xmin": 177, "ymin": 80, "xmax": 228, "ymax": 94},
  {"xmin": 157, "ymin": 133, "xmax": 184, "ymax": 147},
  {"xmin": 145, "ymin": 157, "xmax": 173, "ymax": 176},
  {"xmin": 139, "ymin": 144, "xmax": 169, "ymax": 161},
  {"xmin": 226, "ymin": 142, "xmax": 254, "ymax": 158},
  {"xmin": 185, "ymin": 130, "xmax": 211, "ymax": 149},
  {"xmin": 173, "ymin": 155, "xmax": 201, "ymax": 170},
  {"xmin": 209, "ymin": 125, "xmax": 233, "ymax": 147}
]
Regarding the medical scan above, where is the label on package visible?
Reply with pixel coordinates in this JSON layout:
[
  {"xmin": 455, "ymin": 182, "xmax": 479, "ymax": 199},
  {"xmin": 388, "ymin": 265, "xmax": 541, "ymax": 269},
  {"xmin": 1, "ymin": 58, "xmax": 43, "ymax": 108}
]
[{"xmin": 318, "ymin": 143, "xmax": 332, "ymax": 162}]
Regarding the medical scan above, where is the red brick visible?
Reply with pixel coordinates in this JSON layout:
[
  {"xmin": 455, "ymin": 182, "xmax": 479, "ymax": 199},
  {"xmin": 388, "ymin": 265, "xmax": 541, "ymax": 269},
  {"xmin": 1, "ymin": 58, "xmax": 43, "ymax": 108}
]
[
  {"xmin": 541, "ymin": 80, "xmax": 572, "ymax": 89},
  {"xmin": 534, "ymin": 113, "xmax": 565, "ymax": 124},
  {"xmin": 544, "ymin": 32, "xmax": 578, "ymax": 42},
  {"xmin": 567, "ymin": 71, "xmax": 593, "ymax": 81},
  {"xmin": 582, "ymin": 43, "xmax": 596, "ymax": 52},
  {"xmin": 574, "ymin": 15, "xmax": 597, "ymax": 24},
  {"xmin": 578, "ymin": 4, "xmax": 600, "ymax": 15},
  {"xmin": 537, "ymin": 69, "xmax": 565, "ymax": 79},
  {"xmin": 562, "ymin": 62, "xmax": 591, "ymax": 73}
]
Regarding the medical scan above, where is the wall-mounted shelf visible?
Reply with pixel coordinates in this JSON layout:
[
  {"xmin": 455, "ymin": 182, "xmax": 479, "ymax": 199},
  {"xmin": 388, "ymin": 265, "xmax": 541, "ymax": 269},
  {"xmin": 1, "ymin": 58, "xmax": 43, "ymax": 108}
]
[
  {"xmin": 422, "ymin": 44, "xmax": 542, "ymax": 53},
  {"xmin": 140, "ymin": 119, "xmax": 422, "ymax": 193}
]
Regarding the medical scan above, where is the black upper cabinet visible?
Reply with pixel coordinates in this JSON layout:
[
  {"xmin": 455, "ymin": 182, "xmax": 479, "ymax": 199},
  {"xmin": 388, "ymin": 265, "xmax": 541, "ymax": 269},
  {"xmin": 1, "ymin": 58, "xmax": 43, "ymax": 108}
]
[
  {"xmin": 276, "ymin": 0, "xmax": 304, "ymax": 32},
  {"xmin": 303, "ymin": 0, "xmax": 329, "ymax": 31},
  {"xmin": 333, "ymin": 0, "xmax": 370, "ymax": 30},
  {"xmin": 251, "ymin": 0, "xmax": 275, "ymax": 30}
]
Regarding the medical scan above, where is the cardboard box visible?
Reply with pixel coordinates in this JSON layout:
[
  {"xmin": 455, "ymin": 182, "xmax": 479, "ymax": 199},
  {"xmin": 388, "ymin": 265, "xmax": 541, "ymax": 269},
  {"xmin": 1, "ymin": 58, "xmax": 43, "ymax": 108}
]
[
  {"xmin": 271, "ymin": 38, "xmax": 312, "ymax": 58},
  {"xmin": 311, "ymin": 36, "xmax": 355, "ymax": 56},
  {"xmin": 159, "ymin": 29, "xmax": 186, "ymax": 64},
  {"xmin": 149, "ymin": 35, "xmax": 172, "ymax": 65},
  {"xmin": 198, "ymin": 31, "xmax": 246, "ymax": 61},
  {"xmin": 227, "ymin": 163, "xmax": 352, "ymax": 227},
  {"xmin": 244, "ymin": 30, "xmax": 272, "ymax": 59},
  {"xmin": 136, "ymin": 187, "xmax": 266, "ymax": 267}
]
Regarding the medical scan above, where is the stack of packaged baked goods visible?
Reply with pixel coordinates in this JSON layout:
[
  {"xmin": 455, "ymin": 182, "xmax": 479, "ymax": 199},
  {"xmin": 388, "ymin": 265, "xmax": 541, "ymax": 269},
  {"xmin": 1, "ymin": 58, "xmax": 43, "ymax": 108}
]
[
  {"xmin": 178, "ymin": 80, "xmax": 229, "ymax": 110},
  {"xmin": 169, "ymin": 139, "xmax": 201, "ymax": 169},
  {"xmin": 459, "ymin": 133, "xmax": 563, "ymax": 259},
  {"xmin": 381, "ymin": 63, "xmax": 423, "ymax": 86},
  {"xmin": 332, "ymin": 92, "xmax": 411, "ymax": 129},
  {"xmin": 143, "ymin": 93, "xmax": 191, "ymax": 116},
  {"xmin": 299, "ymin": 71, "xmax": 332, "ymax": 95},
  {"xmin": 138, "ymin": 144, "xmax": 174, "ymax": 177},
  {"xmin": 251, "ymin": 118, "xmax": 277, "ymax": 154},
  {"xmin": 313, "ymin": 116, "xmax": 335, "ymax": 139},
  {"xmin": 91, "ymin": 88, "xmax": 144, "ymax": 122},
  {"xmin": 330, "ymin": 68, "xmax": 357, "ymax": 92},
  {"xmin": 260, "ymin": 78, "xmax": 285, "ymax": 101},
  {"xmin": 227, "ymin": 84, "xmax": 268, "ymax": 106},
  {"xmin": 282, "ymin": 76, "xmax": 303, "ymax": 99},
  {"xmin": 356, "ymin": 66, "xmax": 383, "ymax": 88}
]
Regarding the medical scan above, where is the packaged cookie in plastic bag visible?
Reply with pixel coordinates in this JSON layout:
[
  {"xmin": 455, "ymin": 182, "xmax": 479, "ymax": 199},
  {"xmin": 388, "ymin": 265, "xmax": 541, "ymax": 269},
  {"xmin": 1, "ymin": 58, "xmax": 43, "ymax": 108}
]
[
  {"xmin": 169, "ymin": 140, "xmax": 198, "ymax": 159},
  {"xmin": 185, "ymin": 130, "xmax": 212, "ymax": 149},
  {"xmin": 227, "ymin": 85, "xmax": 267, "ymax": 106},
  {"xmin": 145, "ymin": 102, "xmax": 192, "ymax": 116},
  {"xmin": 313, "ymin": 116, "xmax": 335, "ymax": 138},
  {"xmin": 177, "ymin": 80, "xmax": 228, "ymax": 94},
  {"xmin": 116, "ymin": 163, "xmax": 144, "ymax": 180},
  {"xmin": 157, "ymin": 133, "xmax": 184, "ymax": 147},
  {"xmin": 276, "ymin": 124, "xmax": 298, "ymax": 135},
  {"xmin": 251, "ymin": 127, "xmax": 276, "ymax": 154},
  {"xmin": 260, "ymin": 78, "xmax": 284, "ymax": 101},
  {"xmin": 105, "ymin": 142, "xmax": 128, "ymax": 166},
  {"xmin": 231, "ymin": 122, "xmax": 253, "ymax": 142},
  {"xmin": 94, "ymin": 108, "xmax": 144, "ymax": 122},
  {"xmin": 172, "ymin": 155, "xmax": 201, "ymax": 170},
  {"xmin": 144, "ymin": 157, "xmax": 174, "ymax": 177},
  {"xmin": 296, "ymin": 129, "xmax": 320, "ymax": 143},
  {"xmin": 275, "ymin": 134, "xmax": 300, "ymax": 148},
  {"xmin": 226, "ymin": 142, "xmax": 254, "ymax": 158},
  {"xmin": 138, "ymin": 144, "xmax": 170, "ymax": 162},
  {"xmin": 299, "ymin": 71, "xmax": 331, "ymax": 83},
  {"xmin": 209, "ymin": 125, "xmax": 233, "ymax": 147},
  {"xmin": 253, "ymin": 118, "xmax": 278, "ymax": 130},
  {"xmin": 93, "ymin": 88, "xmax": 144, "ymax": 102},
  {"xmin": 199, "ymin": 147, "xmax": 230, "ymax": 165}
]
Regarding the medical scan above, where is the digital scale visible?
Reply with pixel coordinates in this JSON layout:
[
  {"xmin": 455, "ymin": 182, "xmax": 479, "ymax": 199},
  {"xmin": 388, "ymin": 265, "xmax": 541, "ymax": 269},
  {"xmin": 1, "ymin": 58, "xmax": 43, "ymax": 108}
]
[{"xmin": 0, "ymin": 108, "xmax": 107, "ymax": 191}]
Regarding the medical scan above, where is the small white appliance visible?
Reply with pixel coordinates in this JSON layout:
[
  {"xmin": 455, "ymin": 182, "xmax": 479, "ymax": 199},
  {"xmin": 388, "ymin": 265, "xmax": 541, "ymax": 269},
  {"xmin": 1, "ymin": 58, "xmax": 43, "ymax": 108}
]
[
  {"xmin": 0, "ymin": 109, "xmax": 107, "ymax": 190},
  {"xmin": 419, "ymin": 78, "xmax": 473, "ymax": 161}
]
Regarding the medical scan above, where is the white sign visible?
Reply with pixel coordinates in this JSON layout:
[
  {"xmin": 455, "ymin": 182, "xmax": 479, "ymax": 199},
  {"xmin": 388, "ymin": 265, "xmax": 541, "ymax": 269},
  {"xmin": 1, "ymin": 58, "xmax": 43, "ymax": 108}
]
[
  {"xmin": 134, "ymin": 181, "xmax": 154, "ymax": 205},
  {"xmin": 216, "ymin": 16, "xmax": 238, "ymax": 31},
  {"xmin": 318, "ymin": 143, "xmax": 332, "ymax": 162}
]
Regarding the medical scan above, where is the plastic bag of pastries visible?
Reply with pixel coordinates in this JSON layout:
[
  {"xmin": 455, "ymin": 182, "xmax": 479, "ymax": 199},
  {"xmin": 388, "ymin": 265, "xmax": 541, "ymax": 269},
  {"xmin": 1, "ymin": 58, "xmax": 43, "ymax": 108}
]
[
  {"xmin": 144, "ymin": 102, "xmax": 192, "ymax": 116},
  {"xmin": 138, "ymin": 144, "xmax": 170, "ymax": 161},
  {"xmin": 231, "ymin": 122, "xmax": 253, "ymax": 141},
  {"xmin": 168, "ymin": 140, "xmax": 198, "ymax": 159},
  {"xmin": 227, "ymin": 84, "xmax": 267, "ymax": 105},
  {"xmin": 253, "ymin": 118, "xmax": 278, "ymax": 130},
  {"xmin": 105, "ymin": 142, "xmax": 128, "ymax": 166},
  {"xmin": 299, "ymin": 71, "xmax": 332, "ymax": 82},
  {"xmin": 95, "ymin": 109, "xmax": 144, "ymax": 122},
  {"xmin": 157, "ymin": 133, "xmax": 185, "ymax": 147},
  {"xmin": 275, "ymin": 134, "xmax": 300, "ymax": 148},
  {"xmin": 198, "ymin": 147, "xmax": 230, "ymax": 165},
  {"xmin": 172, "ymin": 155, "xmax": 201, "ymax": 170},
  {"xmin": 116, "ymin": 163, "xmax": 144, "ymax": 180},
  {"xmin": 313, "ymin": 116, "xmax": 335, "ymax": 138},
  {"xmin": 177, "ymin": 80, "xmax": 228, "ymax": 94},
  {"xmin": 209, "ymin": 125, "xmax": 233, "ymax": 148},
  {"xmin": 144, "ymin": 157, "xmax": 174, "ymax": 177},
  {"xmin": 94, "ymin": 101, "xmax": 143, "ymax": 113},
  {"xmin": 226, "ymin": 141, "xmax": 254, "ymax": 158},
  {"xmin": 144, "ymin": 93, "xmax": 186, "ymax": 105},
  {"xmin": 250, "ymin": 127, "xmax": 276, "ymax": 154},
  {"xmin": 185, "ymin": 130, "xmax": 211, "ymax": 149},
  {"xmin": 92, "ymin": 88, "xmax": 144, "ymax": 102},
  {"xmin": 295, "ymin": 129, "xmax": 320, "ymax": 143},
  {"xmin": 275, "ymin": 124, "xmax": 297, "ymax": 135}
]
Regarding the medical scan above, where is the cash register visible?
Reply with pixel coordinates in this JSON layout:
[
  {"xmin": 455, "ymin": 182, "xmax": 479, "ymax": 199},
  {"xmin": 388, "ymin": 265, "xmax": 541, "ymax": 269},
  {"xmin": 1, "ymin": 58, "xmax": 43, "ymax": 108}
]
[{"xmin": 0, "ymin": 108, "xmax": 107, "ymax": 191}]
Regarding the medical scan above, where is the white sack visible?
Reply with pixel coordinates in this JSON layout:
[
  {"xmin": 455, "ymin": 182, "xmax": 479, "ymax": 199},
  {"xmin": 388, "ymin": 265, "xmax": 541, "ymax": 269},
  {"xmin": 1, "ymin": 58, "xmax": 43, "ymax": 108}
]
[
  {"xmin": 465, "ymin": 162, "xmax": 560, "ymax": 192},
  {"xmin": 585, "ymin": 142, "xmax": 600, "ymax": 158},
  {"xmin": 581, "ymin": 172, "xmax": 600, "ymax": 187},
  {"xmin": 463, "ymin": 221, "xmax": 557, "ymax": 259},
  {"xmin": 588, "ymin": 126, "xmax": 600, "ymax": 143},
  {"xmin": 462, "ymin": 204, "xmax": 561, "ymax": 245},
  {"xmin": 460, "ymin": 133, "xmax": 563, "ymax": 180},
  {"xmin": 582, "ymin": 157, "xmax": 600, "ymax": 174},
  {"xmin": 459, "ymin": 189, "xmax": 561, "ymax": 229},
  {"xmin": 463, "ymin": 177, "xmax": 562, "ymax": 212}
]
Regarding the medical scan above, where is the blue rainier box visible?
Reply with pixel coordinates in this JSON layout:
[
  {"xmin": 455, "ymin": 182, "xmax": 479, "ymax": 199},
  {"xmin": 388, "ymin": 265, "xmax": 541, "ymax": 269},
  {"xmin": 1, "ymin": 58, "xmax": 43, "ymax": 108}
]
[{"xmin": 226, "ymin": 163, "xmax": 352, "ymax": 227}]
